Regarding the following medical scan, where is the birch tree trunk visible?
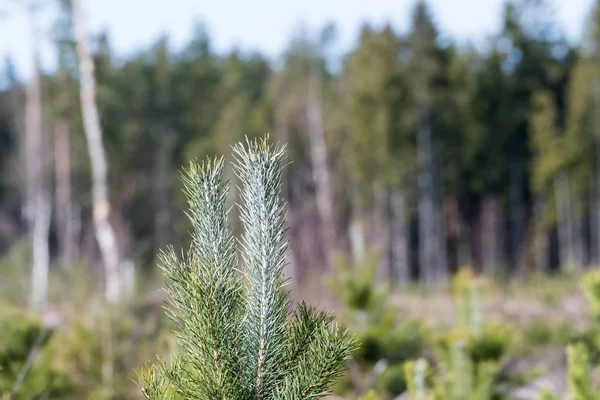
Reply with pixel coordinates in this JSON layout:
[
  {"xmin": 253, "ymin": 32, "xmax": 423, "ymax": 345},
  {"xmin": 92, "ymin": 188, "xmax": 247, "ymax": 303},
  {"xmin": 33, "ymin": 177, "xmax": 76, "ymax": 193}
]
[
  {"xmin": 26, "ymin": 3, "xmax": 51, "ymax": 313},
  {"xmin": 391, "ymin": 190, "xmax": 410, "ymax": 285},
  {"xmin": 73, "ymin": 0, "xmax": 121, "ymax": 304},
  {"xmin": 306, "ymin": 69, "xmax": 336, "ymax": 270}
]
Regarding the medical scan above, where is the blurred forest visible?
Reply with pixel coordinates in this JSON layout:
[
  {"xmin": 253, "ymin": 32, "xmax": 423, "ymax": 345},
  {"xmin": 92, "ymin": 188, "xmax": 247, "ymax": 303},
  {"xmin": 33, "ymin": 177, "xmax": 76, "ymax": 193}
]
[
  {"xmin": 4, "ymin": 0, "xmax": 600, "ymax": 398},
  {"xmin": 2, "ymin": 0, "xmax": 600, "ymax": 293}
]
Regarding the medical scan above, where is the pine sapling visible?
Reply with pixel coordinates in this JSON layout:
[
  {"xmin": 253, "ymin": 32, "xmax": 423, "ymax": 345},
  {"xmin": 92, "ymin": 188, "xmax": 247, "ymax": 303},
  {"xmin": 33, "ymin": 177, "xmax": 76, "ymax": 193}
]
[{"xmin": 140, "ymin": 137, "xmax": 355, "ymax": 400}]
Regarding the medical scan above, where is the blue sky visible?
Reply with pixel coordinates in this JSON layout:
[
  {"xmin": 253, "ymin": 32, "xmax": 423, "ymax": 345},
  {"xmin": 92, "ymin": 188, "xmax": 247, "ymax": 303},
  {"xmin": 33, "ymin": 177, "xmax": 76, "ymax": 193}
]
[{"xmin": 0, "ymin": 0, "xmax": 595, "ymax": 78}]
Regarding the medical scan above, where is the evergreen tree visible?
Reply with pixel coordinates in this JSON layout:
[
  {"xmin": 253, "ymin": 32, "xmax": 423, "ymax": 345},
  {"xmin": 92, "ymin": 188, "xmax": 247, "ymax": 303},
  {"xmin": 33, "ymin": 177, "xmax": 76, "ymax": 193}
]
[{"xmin": 140, "ymin": 138, "xmax": 354, "ymax": 399}]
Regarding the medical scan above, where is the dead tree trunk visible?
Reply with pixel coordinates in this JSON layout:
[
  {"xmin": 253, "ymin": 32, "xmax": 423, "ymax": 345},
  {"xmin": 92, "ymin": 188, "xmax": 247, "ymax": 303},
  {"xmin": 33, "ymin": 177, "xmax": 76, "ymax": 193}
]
[
  {"xmin": 306, "ymin": 69, "xmax": 336, "ymax": 270},
  {"xmin": 73, "ymin": 0, "xmax": 121, "ymax": 304},
  {"xmin": 26, "ymin": 3, "xmax": 51, "ymax": 313}
]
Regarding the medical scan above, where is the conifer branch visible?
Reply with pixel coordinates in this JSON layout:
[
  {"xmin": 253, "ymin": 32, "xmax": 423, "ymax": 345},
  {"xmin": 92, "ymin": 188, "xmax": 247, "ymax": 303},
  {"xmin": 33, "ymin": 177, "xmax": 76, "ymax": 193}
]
[
  {"xmin": 233, "ymin": 138, "xmax": 290, "ymax": 398},
  {"xmin": 140, "ymin": 137, "xmax": 354, "ymax": 400}
]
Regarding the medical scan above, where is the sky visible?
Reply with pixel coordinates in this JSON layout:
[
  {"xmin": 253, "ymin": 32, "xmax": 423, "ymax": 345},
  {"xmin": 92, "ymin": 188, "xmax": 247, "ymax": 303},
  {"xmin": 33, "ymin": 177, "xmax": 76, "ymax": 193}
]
[{"xmin": 0, "ymin": 0, "xmax": 595, "ymax": 78}]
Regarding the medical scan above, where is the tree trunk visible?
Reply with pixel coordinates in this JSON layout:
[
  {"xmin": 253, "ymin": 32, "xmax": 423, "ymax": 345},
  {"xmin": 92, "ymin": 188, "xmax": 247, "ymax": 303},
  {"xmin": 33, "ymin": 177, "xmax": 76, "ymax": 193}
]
[
  {"xmin": 73, "ymin": 0, "xmax": 121, "ymax": 304},
  {"xmin": 480, "ymin": 196, "xmax": 504, "ymax": 276},
  {"xmin": 417, "ymin": 108, "xmax": 440, "ymax": 285},
  {"xmin": 26, "ymin": 4, "xmax": 50, "ymax": 313},
  {"xmin": 306, "ymin": 69, "xmax": 336, "ymax": 270},
  {"xmin": 592, "ymin": 80, "xmax": 600, "ymax": 265},
  {"xmin": 510, "ymin": 160, "xmax": 526, "ymax": 277},
  {"xmin": 572, "ymin": 196, "xmax": 586, "ymax": 267},
  {"xmin": 533, "ymin": 196, "xmax": 549, "ymax": 273},
  {"xmin": 391, "ymin": 189, "xmax": 410, "ymax": 285},
  {"xmin": 54, "ymin": 119, "xmax": 75, "ymax": 269},
  {"xmin": 153, "ymin": 132, "xmax": 175, "ymax": 252},
  {"xmin": 275, "ymin": 81, "xmax": 297, "ymax": 283},
  {"xmin": 433, "ymin": 143, "xmax": 448, "ymax": 282},
  {"xmin": 555, "ymin": 174, "xmax": 576, "ymax": 272},
  {"xmin": 374, "ymin": 185, "xmax": 391, "ymax": 282}
]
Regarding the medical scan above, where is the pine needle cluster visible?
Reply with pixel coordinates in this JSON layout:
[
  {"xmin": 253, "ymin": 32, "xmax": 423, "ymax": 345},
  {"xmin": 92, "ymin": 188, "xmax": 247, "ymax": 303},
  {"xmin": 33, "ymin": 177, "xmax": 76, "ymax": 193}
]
[{"xmin": 139, "ymin": 138, "xmax": 355, "ymax": 400}]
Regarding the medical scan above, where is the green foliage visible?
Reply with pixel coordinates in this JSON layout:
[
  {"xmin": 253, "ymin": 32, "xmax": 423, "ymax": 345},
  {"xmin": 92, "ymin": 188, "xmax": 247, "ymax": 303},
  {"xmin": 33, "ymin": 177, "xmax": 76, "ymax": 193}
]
[
  {"xmin": 380, "ymin": 321, "xmax": 425, "ymax": 364},
  {"xmin": 403, "ymin": 349, "xmax": 497, "ymax": 400},
  {"xmin": 522, "ymin": 319, "xmax": 558, "ymax": 347},
  {"xmin": 140, "ymin": 138, "xmax": 355, "ymax": 399},
  {"xmin": 521, "ymin": 318, "xmax": 575, "ymax": 348},
  {"xmin": 0, "ymin": 306, "xmax": 73, "ymax": 399},
  {"xmin": 357, "ymin": 390, "xmax": 382, "ymax": 400},
  {"xmin": 400, "ymin": 268, "xmax": 508, "ymax": 400},
  {"xmin": 547, "ymin": 271, "xmax": 600, "ymax": 399},
  {"xmin": 582, "ymin": 271, "xmax": 600, "ymax": 325},
  {"xmin": 328, "ymin": 249, "xmax": 426, "ymax": 398},
  {"xmin": 328, "ymin": 250, "xmax": 399, "ymax": 365},
  {"xmin": 452, "ymin": 268, "xmax": 487, "ymax": 334},
  {"xmin": 404, "ymin": 359, "xmax": 434, "ymax": 400},
  {"xmin": 434, "ymin": 324, "xmax": 509, "ymax": 366},
  {"xmin": 0, "ymin": 243, "xmax": 29, "ymax": 307},
  {"xmin": 565, "ymin": 343, "xmax": 600, "ymax": 400},
  {"xmin": 430, "ymin": 330, "xmax": 499, "ymax": 400},
  {"xmin": 328, "ymin": 251, "xmax": 390, "ymax": 312},
  {"xmin": 376, "ymin": 363, "xmax": 407, "ymax": 396}
]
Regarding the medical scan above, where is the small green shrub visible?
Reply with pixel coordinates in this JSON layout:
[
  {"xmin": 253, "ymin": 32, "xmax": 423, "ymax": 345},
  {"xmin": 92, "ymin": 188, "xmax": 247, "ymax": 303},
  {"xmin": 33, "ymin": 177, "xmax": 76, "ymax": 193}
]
[
  {"xmin": 380, "ymin": 320, "xmax": 425, "ymax": 364},
  {"xmin": 522, "ymin": 318, "xmax": 555, "ymax": 347},
  {"xmin": 0, "ymin": 305, "xmax": 74, "ymax": 399},
  {"xmin": 357, "ymin": 390, "xmax": 382, "ymax": 400},
  {"xmin": 376, "ymin": 363, "xmax": 407, "ymax": 396}
]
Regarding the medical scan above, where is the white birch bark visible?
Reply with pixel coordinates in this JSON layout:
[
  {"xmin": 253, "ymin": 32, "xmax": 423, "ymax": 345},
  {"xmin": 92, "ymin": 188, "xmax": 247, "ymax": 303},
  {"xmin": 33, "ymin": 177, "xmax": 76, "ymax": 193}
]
[
  {"xmin": 73, "ymin": 0, "xmax": 121, "ymax": 304},
  {"xmin": 25, "ymin": 3, "xmax": 50, "ymax": 312}
]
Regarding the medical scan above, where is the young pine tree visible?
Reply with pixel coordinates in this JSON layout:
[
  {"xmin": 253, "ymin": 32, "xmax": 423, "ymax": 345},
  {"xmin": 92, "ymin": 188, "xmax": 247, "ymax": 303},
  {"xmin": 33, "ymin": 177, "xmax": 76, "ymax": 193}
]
[{"xmin": 139, "ymin": 138, "xmax": 355, "ymax": 400}]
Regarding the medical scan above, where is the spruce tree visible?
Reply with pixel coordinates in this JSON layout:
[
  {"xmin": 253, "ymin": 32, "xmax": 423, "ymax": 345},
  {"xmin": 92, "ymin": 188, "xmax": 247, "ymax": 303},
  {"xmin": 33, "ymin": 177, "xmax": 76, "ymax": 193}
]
[{"xmin": 139, "ymin": 137, "xmax": 355, "ymax": 399}]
